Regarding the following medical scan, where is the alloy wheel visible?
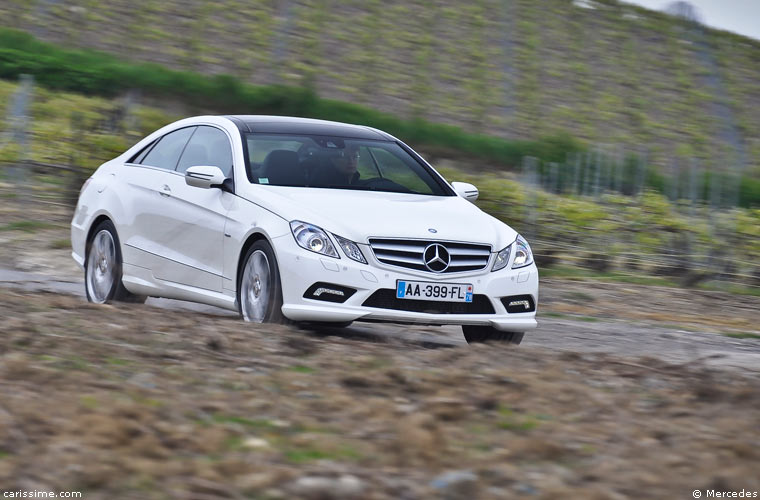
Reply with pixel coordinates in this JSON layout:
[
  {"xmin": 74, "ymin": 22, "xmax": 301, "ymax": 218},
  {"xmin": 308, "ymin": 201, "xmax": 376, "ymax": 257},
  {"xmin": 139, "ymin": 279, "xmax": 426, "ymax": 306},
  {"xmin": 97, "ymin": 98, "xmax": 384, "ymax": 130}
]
[
  {"xmin": 86, "ymin": 229, "xmax": 117, "ymax": 303},
  {"xmin": 240, "ymin": 250, "xmax": 271, "ymax": 322}
]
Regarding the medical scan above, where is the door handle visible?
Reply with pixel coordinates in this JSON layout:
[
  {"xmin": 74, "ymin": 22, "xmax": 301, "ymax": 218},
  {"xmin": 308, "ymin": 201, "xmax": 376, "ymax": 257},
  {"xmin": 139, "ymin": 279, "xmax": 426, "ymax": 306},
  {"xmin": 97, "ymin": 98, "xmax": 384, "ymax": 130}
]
[{"xmin": 160, "ymin": 184, "xmax": 171, "ymax": 197}]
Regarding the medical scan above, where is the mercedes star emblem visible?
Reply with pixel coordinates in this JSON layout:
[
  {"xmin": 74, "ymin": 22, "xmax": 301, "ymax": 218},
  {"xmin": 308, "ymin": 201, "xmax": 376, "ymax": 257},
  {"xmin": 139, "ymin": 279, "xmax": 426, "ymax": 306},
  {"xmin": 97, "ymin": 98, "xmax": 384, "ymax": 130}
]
[{"xmin": 423, "ymin": 243, "xmax": 451, "ymax": 272}]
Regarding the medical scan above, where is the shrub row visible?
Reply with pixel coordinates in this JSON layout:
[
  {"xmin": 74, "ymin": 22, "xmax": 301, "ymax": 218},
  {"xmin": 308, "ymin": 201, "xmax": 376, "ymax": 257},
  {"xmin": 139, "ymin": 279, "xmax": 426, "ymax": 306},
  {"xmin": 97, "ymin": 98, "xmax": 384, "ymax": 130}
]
[
  {"xmin": 0, "ymin": 28, "xmax": 581, "ymax": 167},
  {"xmin": 1, "ymin": 28, "xmax": 756, "ymax": 207}
]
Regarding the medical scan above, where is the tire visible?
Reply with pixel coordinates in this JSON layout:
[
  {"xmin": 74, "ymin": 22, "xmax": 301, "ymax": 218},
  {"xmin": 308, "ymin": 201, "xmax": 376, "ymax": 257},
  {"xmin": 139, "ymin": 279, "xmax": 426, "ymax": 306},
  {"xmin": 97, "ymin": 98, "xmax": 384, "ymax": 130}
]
[
  {"xmin": 462, "ymin": 325, "xmax": 524, "ymax": 345},
  {"xmin": 85, "ymin": 220, "xmax": 146, "ymax": 304},
  {"xmin": 237, "ymin": 240, "xmax": 286, "ymax": 323}
]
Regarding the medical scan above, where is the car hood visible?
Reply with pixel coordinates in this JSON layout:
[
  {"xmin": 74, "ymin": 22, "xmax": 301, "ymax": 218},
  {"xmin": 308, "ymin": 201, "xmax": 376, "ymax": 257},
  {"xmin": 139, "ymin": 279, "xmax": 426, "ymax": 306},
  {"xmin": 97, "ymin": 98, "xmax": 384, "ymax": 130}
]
[{"xmin": 239, "ymin": 186, "xmax": 517, "ymax": 250}]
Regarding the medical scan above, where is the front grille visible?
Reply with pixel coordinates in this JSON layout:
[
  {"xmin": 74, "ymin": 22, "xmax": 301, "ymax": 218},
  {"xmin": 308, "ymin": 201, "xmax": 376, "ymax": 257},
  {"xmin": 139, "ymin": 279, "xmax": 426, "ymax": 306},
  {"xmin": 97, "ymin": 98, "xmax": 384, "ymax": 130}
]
[
  {"xmin": 363, "ymin": 289, "xmax": 495, "ymax": 314},
  {"xmin": 368, "ymin": 238, "xmax": 491, "ymax": 273}
]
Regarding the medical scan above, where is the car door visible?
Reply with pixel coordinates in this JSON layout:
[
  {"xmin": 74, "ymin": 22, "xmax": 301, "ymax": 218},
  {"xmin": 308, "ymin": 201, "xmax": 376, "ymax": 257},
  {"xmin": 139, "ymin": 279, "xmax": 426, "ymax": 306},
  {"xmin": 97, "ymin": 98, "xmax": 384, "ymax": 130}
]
[
  {"xmin": 119, "ymin": 126, "xmax": 196, "ymax": 272},
  {"xmin": 151, "ymin": 125, "xmax": 234, "ymax": 292}
]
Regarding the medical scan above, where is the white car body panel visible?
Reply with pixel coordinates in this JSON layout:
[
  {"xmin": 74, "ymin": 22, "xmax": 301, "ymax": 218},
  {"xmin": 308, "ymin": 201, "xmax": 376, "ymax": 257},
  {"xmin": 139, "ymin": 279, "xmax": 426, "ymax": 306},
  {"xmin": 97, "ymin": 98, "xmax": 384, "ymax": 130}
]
[
  {"xmin": 72, "ymin": 115, "xmax": 538, "ymax": 333},
  {"xmin": 234, "ymin": 185, "xmax": 516, "ymax": 251}
]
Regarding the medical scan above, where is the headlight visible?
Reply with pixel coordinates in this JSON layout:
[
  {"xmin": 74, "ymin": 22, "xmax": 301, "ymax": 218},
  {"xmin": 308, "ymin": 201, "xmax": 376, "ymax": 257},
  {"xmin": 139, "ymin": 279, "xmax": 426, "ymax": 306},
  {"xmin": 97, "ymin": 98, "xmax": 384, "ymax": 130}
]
[
  {"xmin": 334, "ymin": 234, "xmax": 367, "ymax": 264},
  {"xmin": 290, "ymin": 221, "xmax": 339, "ymax": 258},
  {"xmin": 511, "ymin": 234, "xmax": 533, "ymax": 269},
  {"xmin": 492, "ymin": 245, "xmax": 511, "ymax": 272}
]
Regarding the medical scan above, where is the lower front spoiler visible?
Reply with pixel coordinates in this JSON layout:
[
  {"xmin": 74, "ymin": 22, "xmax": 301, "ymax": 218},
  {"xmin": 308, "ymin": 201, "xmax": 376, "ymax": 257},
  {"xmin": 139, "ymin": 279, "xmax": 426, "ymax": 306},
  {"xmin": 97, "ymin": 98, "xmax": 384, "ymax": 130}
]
[{"xmin": 280, "ymin": 304, "xmax": 537, "ymax": 332}]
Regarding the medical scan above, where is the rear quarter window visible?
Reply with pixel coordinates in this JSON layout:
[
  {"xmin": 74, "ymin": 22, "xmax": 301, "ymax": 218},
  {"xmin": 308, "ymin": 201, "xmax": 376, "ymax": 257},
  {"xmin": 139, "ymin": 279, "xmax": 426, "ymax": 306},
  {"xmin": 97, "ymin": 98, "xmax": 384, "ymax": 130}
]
[{"xmin": 138, "ymin": 127, "xmax": 196, "ymax": 170}]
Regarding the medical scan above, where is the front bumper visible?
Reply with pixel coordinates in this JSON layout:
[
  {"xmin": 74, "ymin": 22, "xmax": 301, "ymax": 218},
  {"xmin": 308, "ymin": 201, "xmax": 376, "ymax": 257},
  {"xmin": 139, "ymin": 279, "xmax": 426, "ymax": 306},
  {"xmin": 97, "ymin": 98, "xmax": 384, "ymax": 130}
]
[{"xmin": 273, "ymin": 234, "xmax": 538, "ymax": 331}]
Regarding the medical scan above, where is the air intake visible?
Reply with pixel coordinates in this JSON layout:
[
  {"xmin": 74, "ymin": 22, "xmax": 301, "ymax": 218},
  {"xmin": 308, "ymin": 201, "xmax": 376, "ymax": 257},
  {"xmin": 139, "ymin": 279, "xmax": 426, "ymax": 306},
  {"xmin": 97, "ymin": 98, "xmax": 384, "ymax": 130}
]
[{"xmin": 363, "ymin": 289, "xmax": 495, "ymax": 314}]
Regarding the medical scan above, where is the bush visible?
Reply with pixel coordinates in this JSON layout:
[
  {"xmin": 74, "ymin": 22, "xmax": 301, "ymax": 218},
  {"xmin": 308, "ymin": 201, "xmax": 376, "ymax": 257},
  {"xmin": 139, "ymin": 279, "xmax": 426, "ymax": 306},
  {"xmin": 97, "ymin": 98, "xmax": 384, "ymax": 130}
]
[
  {"xmin": 0, "ymin": 28, "xmax": 582, "ymax": 169},
  {"xmin": 739, "ymin": 176, "xmax": 760, "ymax": 208}
]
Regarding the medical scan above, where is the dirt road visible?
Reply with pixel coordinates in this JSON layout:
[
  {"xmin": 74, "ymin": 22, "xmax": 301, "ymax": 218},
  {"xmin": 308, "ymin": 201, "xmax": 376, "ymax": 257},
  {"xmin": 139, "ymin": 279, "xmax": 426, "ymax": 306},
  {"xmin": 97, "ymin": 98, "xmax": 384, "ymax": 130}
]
[
  {"xmin": 1, "ymin": 287, "xmax": 759, "ymax": 499},
  {"xmin": 2, "ymin": 261, "xmax": 759, "ymax": 371}
]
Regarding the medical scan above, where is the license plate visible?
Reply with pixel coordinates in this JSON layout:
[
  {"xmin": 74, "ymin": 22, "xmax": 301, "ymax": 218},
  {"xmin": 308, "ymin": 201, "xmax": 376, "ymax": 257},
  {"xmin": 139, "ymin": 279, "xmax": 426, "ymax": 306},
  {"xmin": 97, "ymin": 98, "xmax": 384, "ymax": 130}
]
[{"xmin": 396, "ymin": 280, "xmax": 473, "ymax": 303}]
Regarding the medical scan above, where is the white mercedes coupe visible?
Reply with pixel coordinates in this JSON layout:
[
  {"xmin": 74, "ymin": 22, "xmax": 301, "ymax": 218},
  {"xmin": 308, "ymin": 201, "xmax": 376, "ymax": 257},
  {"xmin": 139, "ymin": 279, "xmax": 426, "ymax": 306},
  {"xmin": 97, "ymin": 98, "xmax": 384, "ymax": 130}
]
[{"xmin": 71, "ymin": 116, "xmax": 538, "ymax": 344}]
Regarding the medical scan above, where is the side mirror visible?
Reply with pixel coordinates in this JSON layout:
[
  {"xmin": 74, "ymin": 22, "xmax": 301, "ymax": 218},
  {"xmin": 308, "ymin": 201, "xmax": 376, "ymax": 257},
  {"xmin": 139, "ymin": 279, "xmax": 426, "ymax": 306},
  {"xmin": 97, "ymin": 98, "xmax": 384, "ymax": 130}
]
[
  {"xmin": 451, "ymin": 182, "xmax": 479, "ymax": 202},
  {"xmin": 185, "ymin": 166, "xmax": 226, "ymax": 189}
]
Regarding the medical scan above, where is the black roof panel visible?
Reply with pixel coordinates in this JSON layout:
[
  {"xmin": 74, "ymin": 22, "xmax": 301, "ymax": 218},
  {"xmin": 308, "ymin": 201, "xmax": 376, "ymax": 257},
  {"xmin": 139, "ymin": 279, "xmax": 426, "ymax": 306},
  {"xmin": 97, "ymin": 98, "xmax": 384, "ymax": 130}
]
[{"xmin": 224, "ymin": 115, "xmax": 392, "ymax": 140}]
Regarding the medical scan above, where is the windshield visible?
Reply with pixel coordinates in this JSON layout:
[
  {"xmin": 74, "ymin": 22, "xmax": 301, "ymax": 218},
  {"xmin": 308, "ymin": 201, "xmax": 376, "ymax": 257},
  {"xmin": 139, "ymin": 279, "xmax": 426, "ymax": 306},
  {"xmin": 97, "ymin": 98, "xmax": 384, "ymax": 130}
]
[{"xmin": 244, "ymin": 134, "xmax": 452, "ymax": 195}]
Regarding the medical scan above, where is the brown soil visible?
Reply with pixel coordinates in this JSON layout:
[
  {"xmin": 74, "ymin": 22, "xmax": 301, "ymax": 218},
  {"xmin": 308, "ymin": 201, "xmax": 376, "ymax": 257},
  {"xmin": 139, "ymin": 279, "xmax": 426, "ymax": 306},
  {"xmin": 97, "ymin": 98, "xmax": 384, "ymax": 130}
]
[
  {"xmin": 2, "ymin": 178, "xmax": 760, "ymax": 498},
  {"xmin": 1, "ymin": 288, "xmax": 759, "ymax": 499}
]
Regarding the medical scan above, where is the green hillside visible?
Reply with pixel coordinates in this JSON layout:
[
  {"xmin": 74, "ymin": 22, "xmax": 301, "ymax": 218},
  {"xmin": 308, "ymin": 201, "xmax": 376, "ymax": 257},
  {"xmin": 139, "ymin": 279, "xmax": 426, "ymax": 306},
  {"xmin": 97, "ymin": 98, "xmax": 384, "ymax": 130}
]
[{"xmin": 1, "ymin": 0, "xmax": 759, "ymax": 174}]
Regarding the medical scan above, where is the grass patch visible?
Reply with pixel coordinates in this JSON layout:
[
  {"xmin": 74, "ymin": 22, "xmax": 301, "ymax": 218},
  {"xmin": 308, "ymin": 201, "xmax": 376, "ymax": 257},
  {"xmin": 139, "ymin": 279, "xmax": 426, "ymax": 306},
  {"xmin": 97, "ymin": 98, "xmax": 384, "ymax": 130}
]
[
  {"xmin": 497, "ymin": 407, "xmax": 542, "ymax": 432},
  {"xmin": 63, "ymin": 356, "xmax": 90, "ymax": 371},
  {"xmin": 565, "ymin": 291, "xmax": 596, "ymax": 302},
  {"xmin": 209, "ymin": 414, "xmax": 277, "ymax": 430},
  {"xmin": 289, "ymin": 364, "xmax": 316, "ymax": 374},
  {"xmin": 105, "ymin": 357, "xmax": 130, "ymax": 366},
  {"xmin": 133, "ymin": 396, "xmax": 164, "ymax": 408},
  {"xmin": 541, "ymin": 311, "xmax": 600, "ymax": 322},
  {"xmin": 0, "ymin": 220, "xmax": 58, "ymax": 232},
  {"xmin": 79, "ymin": 395, "xmax": 98, "ymax": 409},
  {"xmin": 223, "ymin": 436, "xmax": 246, "ymax": 451},
  {"xmin": 576, "ymin": 316, "xmax": 600, "ymax": 323},
  {"xmin": 542, "ymin": 312, "xmax": 570, "ymax": 319},
  {"xmin": 284, "ymin": 445, "xmax": 361, "ymax": 463},
  {"xmin": 49, "ymin": 238, "xmax": 70, "ymax": 249},
  {"xmin": 541, "ymin": 265, "xmax": 680, "ymax": 288},
  {"xmin": 498, "ymin": 419, "xmax": 539, "ymax": 432},
  {"xmin": 36, "ymin": 175, "xmax": 66, "ymax": 186},
  {"xmin": 698, "ymin": 282, "xmax": 760, "ymax": 298},
  {"xmin": 542, "ymin": 266, "xmax": 760, "ymax": 298},
  {"xmin": 723, "ymin": 332, "xmax": 760, "ymax": 340}
]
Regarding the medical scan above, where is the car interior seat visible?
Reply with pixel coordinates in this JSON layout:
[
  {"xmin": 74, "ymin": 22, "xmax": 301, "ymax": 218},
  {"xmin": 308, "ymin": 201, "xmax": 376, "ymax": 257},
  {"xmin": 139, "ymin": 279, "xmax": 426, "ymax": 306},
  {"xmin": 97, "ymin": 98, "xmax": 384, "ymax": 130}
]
[{"xmin": 261, "ymin": 150, "xmax": 304, "ymax": 186}]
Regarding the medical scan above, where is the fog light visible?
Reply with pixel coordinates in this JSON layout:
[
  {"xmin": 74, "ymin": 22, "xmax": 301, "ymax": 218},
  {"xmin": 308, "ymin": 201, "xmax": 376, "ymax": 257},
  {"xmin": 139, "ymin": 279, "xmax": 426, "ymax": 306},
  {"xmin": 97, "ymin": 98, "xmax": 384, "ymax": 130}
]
[
  {"xmin": 304, "ymin": 282, "xmax": 356, "ymax": 303},
  {"xmin": 314, "ymin": 287, "xmax": 343, "ymax": 297},
  {"xmin": 501, "ymin": 295, "xmax": 536, "ymax": 313}
]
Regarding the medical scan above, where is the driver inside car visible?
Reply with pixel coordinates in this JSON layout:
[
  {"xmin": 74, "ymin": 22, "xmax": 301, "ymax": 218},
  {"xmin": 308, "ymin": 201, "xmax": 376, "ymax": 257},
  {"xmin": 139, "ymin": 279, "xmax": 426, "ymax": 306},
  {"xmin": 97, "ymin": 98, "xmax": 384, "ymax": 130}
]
[{"xmin": 312, "ymin": 144, "xmax": 362, "ymax": 186}]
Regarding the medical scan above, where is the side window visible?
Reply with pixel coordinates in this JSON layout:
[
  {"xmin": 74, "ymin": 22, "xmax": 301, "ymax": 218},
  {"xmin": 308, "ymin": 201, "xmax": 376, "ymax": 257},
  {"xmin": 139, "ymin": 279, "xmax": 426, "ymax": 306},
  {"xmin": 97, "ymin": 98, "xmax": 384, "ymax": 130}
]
[
  {"xmin": 129, "ymin": 139, "xmax": 157, "ymax": 164},
  {"xmin": 140, "ymin": 127, "xmax": 196, "ymax": 170},
  {"xmin": 176, "ymin": 126, "xmax": 233, "ymax": 176}
]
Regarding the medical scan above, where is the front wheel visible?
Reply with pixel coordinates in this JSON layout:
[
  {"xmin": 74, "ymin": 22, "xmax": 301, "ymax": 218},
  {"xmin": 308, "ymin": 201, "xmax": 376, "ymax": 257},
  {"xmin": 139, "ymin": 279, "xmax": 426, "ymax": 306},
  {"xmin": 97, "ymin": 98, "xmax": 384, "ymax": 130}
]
[
  {"xmin": 238, "ymin": 240, "xmax": 286, "ymax": 323},
  {"xmin": 462, "ymin": 325, "xmax": 524, "ymax": 345},
  {"xmin": 85, "ymin": 220, "xmax": 146, "ymax": 304}
]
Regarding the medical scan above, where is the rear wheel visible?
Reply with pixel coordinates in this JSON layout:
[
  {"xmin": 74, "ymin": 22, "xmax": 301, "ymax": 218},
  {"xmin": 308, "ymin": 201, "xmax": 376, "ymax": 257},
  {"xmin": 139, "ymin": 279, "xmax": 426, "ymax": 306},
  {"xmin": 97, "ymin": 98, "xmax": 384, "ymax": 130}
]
[
  {"xmin": 462, "ymin": 325, "xmax": 524, "ymax": 345},
  {"xmin": 238, "ymin": 240, "xmax": 286, "ymax": 323},
  {"xmin": 85, "ymin": 220, "xmax": 146, "ymax": 304}
]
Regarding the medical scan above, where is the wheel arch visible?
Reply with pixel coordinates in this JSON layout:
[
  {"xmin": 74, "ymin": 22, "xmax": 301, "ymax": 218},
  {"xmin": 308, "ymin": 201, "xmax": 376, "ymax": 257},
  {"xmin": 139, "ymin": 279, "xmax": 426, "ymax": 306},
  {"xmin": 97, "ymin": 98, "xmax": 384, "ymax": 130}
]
[
  {"xmin": 236, "ymin": 231, "xmax": 272, "ymax": 290},
  {"xmin": 85, "ymin": 214, "xmax": 115, "ymax": 257}
]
